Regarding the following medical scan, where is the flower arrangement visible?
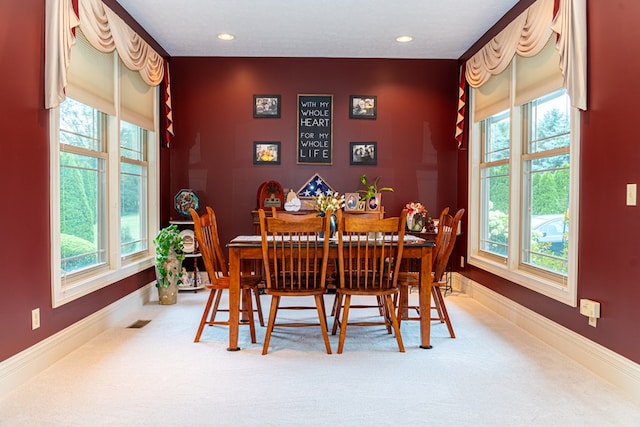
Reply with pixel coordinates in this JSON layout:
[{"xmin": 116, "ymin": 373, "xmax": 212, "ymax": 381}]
[
  {"xmin": 405, "ymin": 201, "xmax": 427, "ymax": 216},
  {"xmin": 405, "ymin": 201, "xmax": 435, "ymax": 232},
  {"xmin": 313, "ymin": 190, "xmax": 345, "ymax": 214}
]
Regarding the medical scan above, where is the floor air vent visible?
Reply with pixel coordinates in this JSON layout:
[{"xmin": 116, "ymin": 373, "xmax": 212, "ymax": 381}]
[{"xmin": 128, "ymin": 320, "xmax": 151, "ymax": 329}]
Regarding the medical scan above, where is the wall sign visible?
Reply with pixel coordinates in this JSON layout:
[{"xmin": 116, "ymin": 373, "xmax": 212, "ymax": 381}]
[{"xmin": 297, "ymin": 94, "xmax": 333, "ymax": 164}]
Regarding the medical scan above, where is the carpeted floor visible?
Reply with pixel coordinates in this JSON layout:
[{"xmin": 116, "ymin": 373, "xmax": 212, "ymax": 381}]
[{"xmin": 0, "ymin": 290, "xmax": 638, "ymax": 426}]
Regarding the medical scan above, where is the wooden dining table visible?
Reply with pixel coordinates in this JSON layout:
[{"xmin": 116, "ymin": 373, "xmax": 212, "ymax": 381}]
[{"xmin": 227, "ymin": 235, "xmax": 435, "ymax": 351}]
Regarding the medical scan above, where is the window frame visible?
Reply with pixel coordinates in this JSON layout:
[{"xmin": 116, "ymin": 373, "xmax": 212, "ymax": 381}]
[
  {"xmin": 50, "ymin": 86, "xmax": 159, "ymax": 309},
  {"xmin": 468, "ymin": 71, "xmax": 580, "ymax": 307}
]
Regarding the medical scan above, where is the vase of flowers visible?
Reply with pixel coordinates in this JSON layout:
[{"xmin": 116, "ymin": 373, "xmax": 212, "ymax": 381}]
[
  {"xmin": 313, "ymin": 191, "xmax": 345, "ymax": 238},
  {"xmin": 405, "ymin": 201, "xmax": 430, "ymax": 232}
]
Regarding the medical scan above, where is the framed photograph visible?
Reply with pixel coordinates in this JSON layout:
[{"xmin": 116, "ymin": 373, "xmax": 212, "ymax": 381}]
[
  {"xmin": 344, "ymin": 193, "xmax": 361, "ymax": 211},
  {"xmin": 253, "ymin": 141, "xmax": 281, "ymax": 165},
  {"xmin": 350, "ymin": 142, "xmax": 377, "ymax": 165},
  {"xmin": 349, "ymin": 95, "xmax": 377, "ymax": 119},
  {"xmin": 253, "ymin": 95, "xmax": 281, "ymax": 118}
]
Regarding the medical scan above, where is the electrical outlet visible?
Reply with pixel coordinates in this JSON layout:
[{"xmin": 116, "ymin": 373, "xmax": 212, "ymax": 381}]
[
  {"xmin": 626, "ymin": 184, "xmax": 637, "ymax": 206},
  {"xmin": 460, "ymin": 256, "xmax": 465, "ymax": 268},
  {"xmin": 31, "ymin": 308, "xmax": 40, "ymax": 330}
]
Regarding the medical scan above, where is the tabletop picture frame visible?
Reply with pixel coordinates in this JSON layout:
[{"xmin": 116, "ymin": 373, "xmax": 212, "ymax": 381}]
[
  {"xmin": 350, "ymin": 142, "xmax": 377, "ymax": 165},
  {"xmin": 253, "ymin": 95, "xmax": 281, "ymax": 118},
  {"xmin": 253, "ymin": 141, "xmax": 281, "ymax": 165},
  {"xmin": 349, "ymin": 95, "xmax": 377, "ymax": 119}
]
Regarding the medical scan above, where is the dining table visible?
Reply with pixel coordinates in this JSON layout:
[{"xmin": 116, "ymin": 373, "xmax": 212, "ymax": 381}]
[{"xmin": 226, "ymin": 234, "xmax": 435, "ymax": 351}]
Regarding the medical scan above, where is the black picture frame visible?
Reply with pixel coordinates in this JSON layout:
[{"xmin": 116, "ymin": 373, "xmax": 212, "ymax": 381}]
[
  {"xmin": 349, "ymin": 95, "xmax": 377, "ymax": 119},
  {"xmin": 350, "ymin": 142, "xmax": 377, "ymax": 165},
  {"xmin": 253, "ymin": 141, "xmax": 281, "ymax": 165},
  {"xmin": 253, "ymin": 95, "xmax": 281, "ymax": 118}
]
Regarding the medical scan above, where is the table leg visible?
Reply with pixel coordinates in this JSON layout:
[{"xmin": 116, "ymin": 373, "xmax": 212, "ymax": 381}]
[
  {"xmin": 227, "ymin": 247, "xmax": 241, "ymax": 351},
  {"xmin": 419, "ymin": 247, "xmax": 433, "ymax": 349}
]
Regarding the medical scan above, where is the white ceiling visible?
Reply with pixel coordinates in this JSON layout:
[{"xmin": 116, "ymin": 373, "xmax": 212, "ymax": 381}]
[{"xmin": 115, "ymin": 0, "xmax": 520, "ymax": 59}]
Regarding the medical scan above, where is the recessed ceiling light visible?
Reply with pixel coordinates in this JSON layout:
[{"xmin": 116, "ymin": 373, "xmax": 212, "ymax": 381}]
[
  {"xmin": 396, "ymin": 36, "xmax": 413, "ymax": 43},
  {"xmin": 217, "ymin": 33, "xmax": 235, "ymax": 41}
]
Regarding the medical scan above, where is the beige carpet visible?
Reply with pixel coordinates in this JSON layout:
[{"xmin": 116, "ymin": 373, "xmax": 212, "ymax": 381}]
[{"xmin": 0, "ymin": 290, "xmax": 638, "ymax": 426}]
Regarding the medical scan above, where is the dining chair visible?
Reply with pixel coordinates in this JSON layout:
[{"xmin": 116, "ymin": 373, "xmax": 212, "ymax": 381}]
[
  {"xmin": 396, "ymin": 208, "xmax": 465, "ymax": 338},
  {"xmin": 190, "ymin": 207, "xmax": 263, "ymax": 343},
  {"xmin": 330, "ymin": 207, "xmax": 386, "ymax": 316},
  {"xmin": 258, "ymin": 208, "xmax": 333, "ymax": 355},
  {"xmin": 332, "ymin": 209, "xmax": 408, "ymax": 353}
]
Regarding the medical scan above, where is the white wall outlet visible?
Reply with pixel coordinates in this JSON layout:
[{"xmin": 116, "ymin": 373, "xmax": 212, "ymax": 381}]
[
  {"xmin": 626, "ymin": 183, "xmax": 637, "ymax": 206},
  {"xmin": 579, "ymin": 299, "xmax": 600, "ymax": 327},
  {"xmin": 460, "ymin": 256, "xmax": 465, "ymax": 268},
  {"xmin": 31, "ymin": 308, "xmax": 40, "ymax": 330}
]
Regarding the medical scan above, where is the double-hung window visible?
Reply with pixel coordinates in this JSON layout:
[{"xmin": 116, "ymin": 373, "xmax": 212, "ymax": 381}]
[
  {"xmin": 50, "ymin": 30, "xmax": 158, "ymax": 306},
  {"xmin": 469, "ymin": 37, "xmax": 580, "ymax": 306}
]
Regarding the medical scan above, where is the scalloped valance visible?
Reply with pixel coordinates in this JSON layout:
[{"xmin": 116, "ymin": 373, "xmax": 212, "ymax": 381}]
[
  {"xmin": 465, "ymin": 0, "xmax": 586, "ymax": 111},
  {"xmin": 45, "ymin": 0, "xmax": 164, "ymax": 109}
]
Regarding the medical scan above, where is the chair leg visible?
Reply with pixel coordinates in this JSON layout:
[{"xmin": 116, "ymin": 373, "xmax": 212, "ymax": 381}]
[
  {"xmin": 210, "ymin": 289, "xmax": 223, "ymax": 323},
  {"xmin": 337, "ymin": 295, "xmax": 352, "ymax": 354},
  {"xmin": 253, "ymin": 287, "xmax": 265, "ymax": 327},
  {"xmin": 194, "ymin": 288, "xmax": 216, "ymax": 342},
  {"xmin": 331, "ymin": 293, "xmax": 344, "ymax": 335},
  {"xmin": 386, "ymin": 295, "xmax": 405, "ymax": 352},
  {"xmin": 395, "ymin": 285, "xmax": 409, "ymax": 327},
  {"xmin": 315, "ymin": 294, "xmax": 332, "ymax": 354},
  {"xmin": 433, "ymin": 286, "xmax": 455, "ymax": 338},
  {"xmin": 242, "ymin": 289, "xmax": 256, "ymax": 344},
  {"xmin": 262, "ymin": 295, "xmax": 280, "ymax": 355},
  {"xmin": 431, "ymin": 287, "xmax": 445, "ymax": 324}
]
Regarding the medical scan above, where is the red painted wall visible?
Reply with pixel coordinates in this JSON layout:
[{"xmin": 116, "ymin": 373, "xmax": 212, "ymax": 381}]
[
  {"xmin": 3, "ymin": 0, "xmax": 639, "ymax": 368},
  {"xmin": 457, "ymin": 0, "xmax": 640, "ymax": 363},
  {"xmin": 167, "ymin": 57, "xmax": 460, "ymax": 248},
  {"xmin": 0, "ymin": 0, "xmax": 155, "ymax": 363}
]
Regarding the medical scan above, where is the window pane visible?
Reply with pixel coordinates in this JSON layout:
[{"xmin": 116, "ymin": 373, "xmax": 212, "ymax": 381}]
[
  {"xmin": 120, "ymin": 122, "xmax": 148, "ymax": 257},
  {"xmin": 120, "ymin": 121, "xmax": 146, "ymax": 161},
  {"xmin": 522, "ymin": 91, "xmax": 570, "ymax": 275},
  {"xmin": 528, "ymin": 91, "xmax": 570, "ymax": 154},
  {"xmin": 60, "ymin": 151, "xmax": 107, "ymax": 274},
  {"xmin": 484, "ymin": 111, "xmax": 510, "ymax": 162},
  {"xmin": 480, "ymin": 164, "xmax": 509, "ymax": 256},
  {"xmin": 59, "ymin": 98, "xmax": 103, "ymax": 152}
]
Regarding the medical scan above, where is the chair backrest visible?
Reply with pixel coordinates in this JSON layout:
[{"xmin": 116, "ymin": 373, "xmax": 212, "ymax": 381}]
[
  {"xmin": 270, "ymin": 206, "xmax": 318, "ymax": 220},
  {"xmin": 336, "ymin": 209, "xmax": 408, "ymax": 291},
  {"xmin": 190, "ymin": 207, "xmax": 227, "ymax": 287},
  {"xmin": 433, "ymin": 208, "xmax": 465, "ymax": 282},
  {"xmin": 258, "ymin": 208, "xmax": 332, "ymax": 292},
  {"xmin": 432, "ymin": 207, "xmax": 450, "ymax": 261}
]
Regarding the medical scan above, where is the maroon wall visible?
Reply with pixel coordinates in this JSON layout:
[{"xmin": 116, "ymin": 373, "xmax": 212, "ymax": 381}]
[
  {"xmin": 168, "ymin": 57, "xmax": 460, "ymax": 248},
  {"xmin": 0, "ymin": 0, "xmax": 156, "ymax": 363},
  {"xmin": 4, "ymin": 0, "xmax": 639, "ymax": 368},
  {"xmin": 457, "ymin": 0, "xmax": 640, "ymax": 363}
]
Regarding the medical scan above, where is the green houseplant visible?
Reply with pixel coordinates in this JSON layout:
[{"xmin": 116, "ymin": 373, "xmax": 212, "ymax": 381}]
[
  {"xmin": 153, "ymin": 224, "xmax": 185, "ymax": 304},
  {"xmin": 356, "ymin": 174, "xmax": 393, "ymax": 211}
]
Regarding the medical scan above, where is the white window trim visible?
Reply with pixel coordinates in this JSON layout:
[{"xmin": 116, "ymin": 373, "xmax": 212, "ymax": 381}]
[
  {"xmin": 49, "ymin": 100, "xmax": 159, "ymax": 308},
  {"xmin": 468, "ymin": 84, "xmax": 580, "ymax": 307}
]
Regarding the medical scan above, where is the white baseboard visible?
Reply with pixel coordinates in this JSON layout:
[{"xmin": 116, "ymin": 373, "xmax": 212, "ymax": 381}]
[
  {"xmin": 0, "ymin": 284, "xmax": 153, "ymax": 400},
  {"xmin": 453, "ymin": 273, "xmax": 640, "ymax": 402}
]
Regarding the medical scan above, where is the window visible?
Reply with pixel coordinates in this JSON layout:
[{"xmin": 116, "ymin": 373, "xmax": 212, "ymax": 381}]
[
  {"xmin": 120, "ymin": 121, "xmax": 149, "ymax": 258},
  {"xmin": 50, "ymin": 30, "xmax": 158, "ymax": 307},
  {"xmin": 469, "ymin": 41, "xmax": 579, "ymax": 306}
]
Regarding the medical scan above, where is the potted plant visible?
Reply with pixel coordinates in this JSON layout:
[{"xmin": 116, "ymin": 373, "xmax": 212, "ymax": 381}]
[
  {"xmin": 153, "ymin": 224, "xmax": 185, "ymax": 305},
  {"xmin": 356, "ymin": 174, "xmax": 393, "ymax": 211}
]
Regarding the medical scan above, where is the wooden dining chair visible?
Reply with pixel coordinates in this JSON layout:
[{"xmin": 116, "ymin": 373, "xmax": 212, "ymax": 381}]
[
  {"xmin": 396, "ymin": 208, "xmax": 465, "ymax": 338},
  {"xmin": 332, "ymin": 209, "xmax": 408, "ymax": 353},
  {"xmin": 330, "ymin": 208, "xmax": 386, "ymax": 316},
  {"xmin": 258, "ymin": 208, "xmax": 333, "ymax": 355},
  {"xmin": 190, "ymin": 207, "xmax": 263, "ymax": 343}
]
